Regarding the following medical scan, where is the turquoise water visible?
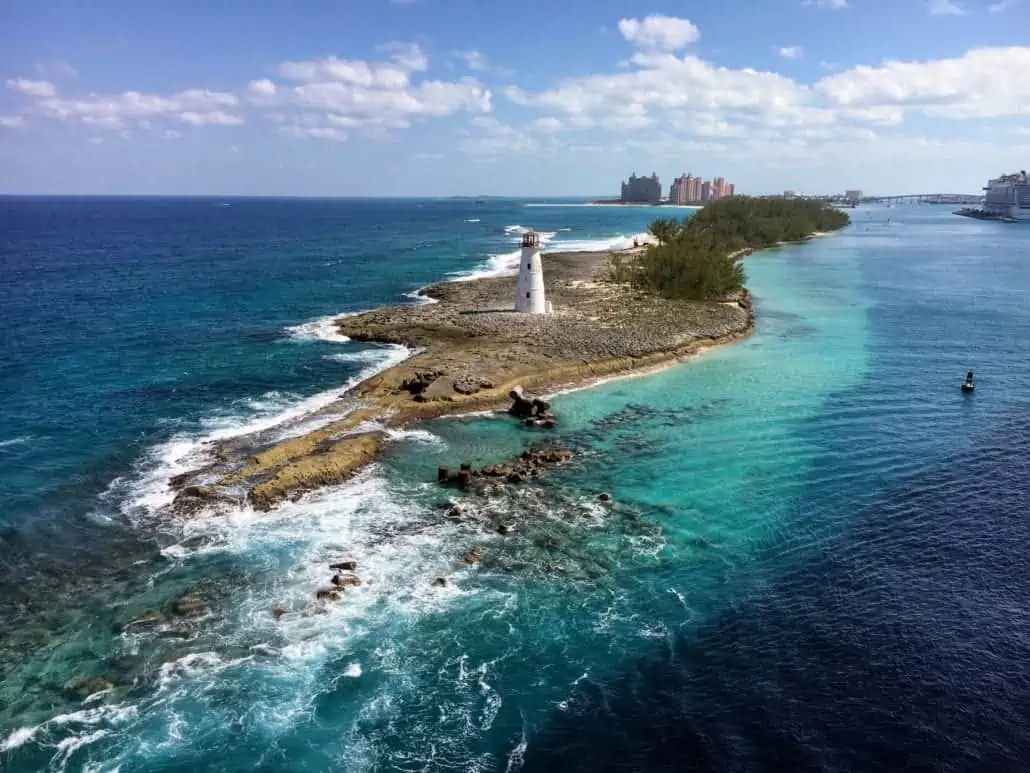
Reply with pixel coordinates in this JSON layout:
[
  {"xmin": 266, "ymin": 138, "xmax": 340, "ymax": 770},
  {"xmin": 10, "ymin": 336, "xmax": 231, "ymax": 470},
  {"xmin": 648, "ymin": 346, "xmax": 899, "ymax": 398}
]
[{"xmin": 3, "ymin": 199, "xmax": 1030, "ymax": 771}]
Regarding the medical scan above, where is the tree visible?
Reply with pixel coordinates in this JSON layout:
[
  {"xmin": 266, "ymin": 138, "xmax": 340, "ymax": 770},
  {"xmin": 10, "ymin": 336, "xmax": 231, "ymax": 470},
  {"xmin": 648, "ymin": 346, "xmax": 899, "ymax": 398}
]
[
  {"xmin": 614, "ymin": 196, "xmax": 849, "ymax": 301},
  {"xmin": 647, "ymin": 217, "xmax": 681, "ymax": 246}
]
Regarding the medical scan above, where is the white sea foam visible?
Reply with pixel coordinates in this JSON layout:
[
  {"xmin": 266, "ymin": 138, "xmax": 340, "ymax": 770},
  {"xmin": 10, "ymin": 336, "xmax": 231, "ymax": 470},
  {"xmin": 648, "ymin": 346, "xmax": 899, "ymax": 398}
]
[
  {"xmin": 107, "ymin": 344, "xmax": 412, "ymax": 521},
  {"xmin": 1, "ymin": 725, "xmax": 39, "ymax": 752},
  {"xmin": 449, "ymin": 227, "xmax": 650, "ymax": 283},
  {"xmin": 464, "ymin": 218, "xmax": 481, "ymax": 223},
  {"xmin": 344, "ymin": 663, "xmax": 363, "ymax": 678},
  {"xmin": 285, "ymin": 314, "xmax": 352, "ymax": 343},
  {"xmin": 402, "ymin": 288, "xmax": 439, "ymax": 306},
  {"xmin": 0, "ymin": 435, "xmax": 30, "ymax": 449}
]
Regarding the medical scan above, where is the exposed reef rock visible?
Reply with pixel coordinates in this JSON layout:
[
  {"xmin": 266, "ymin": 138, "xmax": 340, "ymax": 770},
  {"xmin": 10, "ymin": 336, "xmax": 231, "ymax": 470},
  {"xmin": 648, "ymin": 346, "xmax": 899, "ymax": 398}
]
[
  {"xmin": 437, "ymin": 446, "xmax": 575, "ymax": 492},
  {"xmin": 166, "ymin": 247, "xmax": 754, "ymax": 516}
]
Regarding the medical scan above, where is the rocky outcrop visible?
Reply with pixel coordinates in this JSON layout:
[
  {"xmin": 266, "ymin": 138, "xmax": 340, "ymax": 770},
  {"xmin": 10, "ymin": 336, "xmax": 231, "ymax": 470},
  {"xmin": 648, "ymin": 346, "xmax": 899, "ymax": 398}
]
[
  {"xmin": 247, "ymin": 432, "xmax": 384, "ymax": 511},
  {"xmin": 437, "ymin": 446, "xmax": 575, "ymax": 492},
  {"xmin": 165, "ymin": 244, "xmax": 760, "ymax": 516}
]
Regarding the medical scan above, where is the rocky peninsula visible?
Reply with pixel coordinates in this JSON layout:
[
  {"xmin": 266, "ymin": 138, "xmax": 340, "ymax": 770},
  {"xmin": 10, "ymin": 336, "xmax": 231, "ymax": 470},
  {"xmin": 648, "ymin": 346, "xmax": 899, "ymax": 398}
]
[
  {"xmin": 168, "ymin": 245, "xmax": 753, "ymax": 516},
  {"xmin": 167, "ymin": 197, "xmax": 850, "ymax": 517}
]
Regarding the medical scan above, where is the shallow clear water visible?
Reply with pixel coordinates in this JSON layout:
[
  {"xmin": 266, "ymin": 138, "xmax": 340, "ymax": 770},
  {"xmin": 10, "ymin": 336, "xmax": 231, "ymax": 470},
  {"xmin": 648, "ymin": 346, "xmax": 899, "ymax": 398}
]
[{"xmin": 2, "ymin": 200, "xmax": 1030, "ymax": 772}]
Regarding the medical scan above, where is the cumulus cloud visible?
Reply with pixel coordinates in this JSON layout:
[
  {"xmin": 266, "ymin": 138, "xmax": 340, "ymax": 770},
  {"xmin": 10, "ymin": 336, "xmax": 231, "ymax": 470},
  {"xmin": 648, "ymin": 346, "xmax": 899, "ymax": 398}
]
[
  {"xmin": 456, "ymin": 50, "xmax": 490, "ymax": 71},
  {"xmin": 617, "ymin": 15, "xmax": 700, "ymax": 51},
  {"xmin": 816, "ymin": 47, "xmax": 1030, "ymax": 117},
  {"xmin": 248, "ymin": 78, "xmax": 277, "ymax": 96},
  {"xmin": 460, "ymin": 116, "xmax": 538, "ymax": 156},
  {"xmin": 278, "ymin": 125, "xmax": 348, "ymax": 141},
  {"xmin": 802, "ymin": 0, "xmax": 848, "ymax": 8},
  {"xmin": 0, "ymin": 115, "xmax": 26, "ymax": 128},
  {"xmin": 779, "ymin": 46, "xmax": 803, "ymax": 59},
  {"xmin": 6, "ymin": 78, "xmax": 57, "ymax": 97},
  {"xmin": 928, "ymin": 0, "xmax": 965, "ymax": 14},
  {"xmin": 34, "ymin": 88, "xmax": 240, "ymax": 129},
  {"xmin": 988, "ymin": 0, "xmax": 1017, "ymax": 10},
  {"xmin": 178, "ymin": 111, "xmax": 244, "ymax": 126},
  {"xmin": 506, "ymin": 42, "xmax": 1030, "ymax": 154}
]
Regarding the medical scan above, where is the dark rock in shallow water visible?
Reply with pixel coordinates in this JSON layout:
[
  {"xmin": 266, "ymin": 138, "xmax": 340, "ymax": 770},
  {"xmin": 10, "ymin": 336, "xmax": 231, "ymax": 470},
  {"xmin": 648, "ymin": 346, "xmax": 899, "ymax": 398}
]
[
  {"xmin": 64, "ymin": 675, "xmax": 115, "ymax": 701},
  {"xmin": 331, "ymin": 573, "xmax": 362, "ymax": 587},
  {"xmin": 432, "ymin": 577, "xmax": 448, "ymax": 587},
  {"xmin": 172, "ymin": 595, "xmax": 208, "ymax": 617},
  {"xmin": 598, "ymin": 492, "xmax": 612, "ymax": 502},
  {"xmin": 329, "ymin": 560, "xmax": 357, "ymax": 571},
  {"xmin": 316, "ymin": 587, "xmax": 342, "ymax": 601}
]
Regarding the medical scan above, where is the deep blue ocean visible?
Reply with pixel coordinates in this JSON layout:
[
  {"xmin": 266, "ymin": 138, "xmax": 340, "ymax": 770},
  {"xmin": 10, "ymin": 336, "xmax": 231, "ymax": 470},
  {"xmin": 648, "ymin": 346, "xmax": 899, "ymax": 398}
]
[{"xmin": 2, "ymin": 197, "xmax": 1030, "ymax": 772}]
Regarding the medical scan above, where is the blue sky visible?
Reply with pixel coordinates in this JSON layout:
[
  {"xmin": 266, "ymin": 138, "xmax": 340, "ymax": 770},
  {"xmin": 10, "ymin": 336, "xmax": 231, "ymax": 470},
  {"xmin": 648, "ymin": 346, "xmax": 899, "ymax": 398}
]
[{"xmin": 1, "ymin": 0, "xmax": 1028, "ymax": 196}]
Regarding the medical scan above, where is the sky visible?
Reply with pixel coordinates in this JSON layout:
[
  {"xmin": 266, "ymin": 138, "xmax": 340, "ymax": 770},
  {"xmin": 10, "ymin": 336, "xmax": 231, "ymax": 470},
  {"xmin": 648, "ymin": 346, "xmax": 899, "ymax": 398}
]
[{"xmin": 1, "ymin": 0, "xmax": 1029, "ymax": 197}]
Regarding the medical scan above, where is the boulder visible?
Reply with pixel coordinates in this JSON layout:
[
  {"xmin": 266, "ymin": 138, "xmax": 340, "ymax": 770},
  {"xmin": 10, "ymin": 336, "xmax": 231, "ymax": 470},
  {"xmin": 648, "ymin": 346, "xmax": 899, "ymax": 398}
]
[
  {"xmin": 463, "ymin": 547, "xmax": 482, "ymax": 564},
  {"xmin": 454, "ymin": 374, "xmax": 496, "ymax": 395},
  {"xmin": 316, "ymin": 587, "xmax": 342, "ymax": 601},
  {"xmin": 508, "ymin": 386, "xmax": 536, "ymax": 418},
  {"xmin": 432, "ymin": 577, "xmax": 448, "ymax": 587},
  {"xmin": 331, "ymin": 573, "xmax": 362, "ymax": 587},
  {"xmin": 329, "ymin": 560, "xmax": 357, "ymax": 571},
  {"xmin": 63, "ymin": 675, "xmax": 115, "ymax": 701},
  {"xmin": 401, "ymin": 369, "xmax": 442, "ymax": 396},
  {"xmin": 172, "ymin": 595, "xmax": 207, "ymax": 617},
  {"xmin": 598, "ymin": 492, "xmax": 613, "ymax": 502},
  {"xmin": 171, "ymin": 485, "xmax": 235, "ymax": 517}
]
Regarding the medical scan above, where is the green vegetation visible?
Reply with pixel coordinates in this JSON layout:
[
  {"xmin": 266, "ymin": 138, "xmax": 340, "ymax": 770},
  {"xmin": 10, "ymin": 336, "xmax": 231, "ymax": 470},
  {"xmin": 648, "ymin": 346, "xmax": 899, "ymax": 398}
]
[{"xmin": 611, "ymin": 196, "xmax": 851, "ymax": 301}]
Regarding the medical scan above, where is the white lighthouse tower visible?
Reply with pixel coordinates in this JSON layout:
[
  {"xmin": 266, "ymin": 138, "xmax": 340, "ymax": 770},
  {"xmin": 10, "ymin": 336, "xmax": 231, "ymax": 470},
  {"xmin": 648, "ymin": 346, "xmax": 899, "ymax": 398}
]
[{"xmin": 515, "ymin": 231, "xmax": 548, "ymax": 314}]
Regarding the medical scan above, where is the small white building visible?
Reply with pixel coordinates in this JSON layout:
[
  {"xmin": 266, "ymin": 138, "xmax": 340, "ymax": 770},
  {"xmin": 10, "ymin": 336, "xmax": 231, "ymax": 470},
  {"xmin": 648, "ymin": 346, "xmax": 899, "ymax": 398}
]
[{"xmin": 515, "ymin": 231, "xmax": 549, "ymax": 314}]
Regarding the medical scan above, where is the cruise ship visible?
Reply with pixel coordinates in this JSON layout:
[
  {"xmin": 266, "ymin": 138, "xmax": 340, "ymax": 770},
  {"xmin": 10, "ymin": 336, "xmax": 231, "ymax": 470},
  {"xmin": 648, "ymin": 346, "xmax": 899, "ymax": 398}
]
[{"xmin": 956, "ymin": 170, "xmax": 1030, "ymax": 221}]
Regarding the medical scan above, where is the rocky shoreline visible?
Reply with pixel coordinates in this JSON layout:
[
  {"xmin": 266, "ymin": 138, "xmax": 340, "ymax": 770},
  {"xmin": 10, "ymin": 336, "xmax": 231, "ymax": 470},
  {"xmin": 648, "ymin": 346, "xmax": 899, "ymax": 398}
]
[{"xmin": 166, "ymin": 246, "xmax": 754, "ymax": 517}]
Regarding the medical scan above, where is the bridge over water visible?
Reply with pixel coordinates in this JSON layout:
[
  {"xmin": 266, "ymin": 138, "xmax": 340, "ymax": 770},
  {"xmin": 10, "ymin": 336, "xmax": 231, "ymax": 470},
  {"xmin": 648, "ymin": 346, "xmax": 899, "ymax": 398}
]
[{"xmin": 860, "ymin": 193, "xmax": 983, "ymax": 206}]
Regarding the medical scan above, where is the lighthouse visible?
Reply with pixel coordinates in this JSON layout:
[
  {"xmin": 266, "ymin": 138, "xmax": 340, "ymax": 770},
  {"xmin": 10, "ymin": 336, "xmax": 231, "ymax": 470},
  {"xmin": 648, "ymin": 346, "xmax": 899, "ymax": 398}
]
[{"xmin": 515, "ymin": 231, "xmax": 548, "ymax": 314}]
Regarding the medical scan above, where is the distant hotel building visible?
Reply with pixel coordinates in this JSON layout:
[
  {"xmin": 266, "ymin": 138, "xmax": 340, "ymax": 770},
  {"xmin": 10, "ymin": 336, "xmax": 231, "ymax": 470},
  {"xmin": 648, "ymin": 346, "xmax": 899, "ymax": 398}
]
[
  {"xmin": 669, "ymin": 173, "xmax": 736, "ymax": 204},
  {"xmin": 621, "ymin": 172, "xmax": 662, "ymax": 204}
]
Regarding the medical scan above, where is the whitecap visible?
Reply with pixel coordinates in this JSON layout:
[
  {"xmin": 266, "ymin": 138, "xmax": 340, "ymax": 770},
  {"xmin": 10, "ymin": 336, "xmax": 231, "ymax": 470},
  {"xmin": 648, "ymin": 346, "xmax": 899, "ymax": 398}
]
[
  {"xmin": 284, "ymin": 315, "xmax": 352, "ymax": 343},
  {"xmin": 0, "ymin": 435, "xmax": 30, "ymax": 449},
  {"xmin": 108, "ymin": 344, "xmax": 413, "ymax": 521},
  {"xmin": 1, "ymin": 725, "xmax": 39, "ymax": 752},
  {"xmin": 344, "ymin": 663, "xmax": 363, "ymax": 678}
]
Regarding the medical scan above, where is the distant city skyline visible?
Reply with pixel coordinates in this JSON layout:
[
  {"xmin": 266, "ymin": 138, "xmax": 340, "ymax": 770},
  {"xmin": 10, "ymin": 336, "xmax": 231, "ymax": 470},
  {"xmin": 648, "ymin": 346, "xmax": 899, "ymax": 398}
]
[{"xmin": 2, "ymin": 1, "xmax": 1028, "ymax": 196}]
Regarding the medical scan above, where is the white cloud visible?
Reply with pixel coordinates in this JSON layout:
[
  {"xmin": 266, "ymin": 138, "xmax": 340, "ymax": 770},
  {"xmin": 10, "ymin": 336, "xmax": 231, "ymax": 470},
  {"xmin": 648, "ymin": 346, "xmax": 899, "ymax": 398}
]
[
  {"xmin": 779, "ymin": 46, "xmax": 803, "ymax": 59},
  {"xmin": 816, "ymin": 47, "xmax": 1030, "ymax": 118},
  {"xmin": 928, "ymin": 0, "xmax": 965, "ymax": 14},
  {"xmin": 87, "ymin": 136, "xmax": 103, "ymax": 145},
  {"xmin": 988, "ymin": 0, "xmax": 1017, "ymax": 11},
  {"xmin": 0, "ymin": 115, "xmax": 25, "ymax": 128},
  {"xmin": 279, "ymin": 125, "xmax": 348, "ymax": 141},
  {"xmin": 36, "ymin": 88, "xmax": 239, "ymax": 129},
  {"xmin": 802, "ymin": 0, "xmax": 848, "ymax": 8},
  {"xmin": 456, "ymin": 50, "xmax": 490, "ymax": 71},
  {"xmin": 6, "ymin": 78, "xmax": 57, "ymax": 97},
  {"xmin": 162, "ymin": 129, "xmax": 182, "ymax": 139},
  {"xmin": 248, "ymin": 78, "xmax": 276, "ymax": 96},
  {"xmin": 178, "ymin": 111, "xmax": 244, "ymax": 126},
  {"xmin": 617, "ymin": 15, "xmax": 700, "ymax": 51},
  {"xmin": 460, "ymin": 116, "xmax": 538, "ymax": 156}
]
